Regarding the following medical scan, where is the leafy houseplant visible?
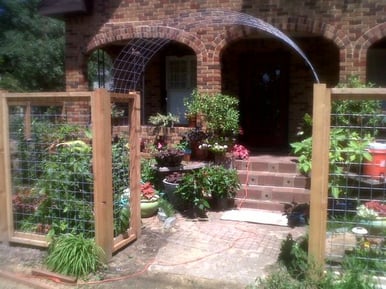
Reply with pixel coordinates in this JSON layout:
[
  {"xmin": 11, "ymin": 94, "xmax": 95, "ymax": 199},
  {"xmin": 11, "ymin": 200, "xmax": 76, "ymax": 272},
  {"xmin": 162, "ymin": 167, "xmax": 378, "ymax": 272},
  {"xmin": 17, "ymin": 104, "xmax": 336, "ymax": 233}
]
[
  {"xmin": 199, "ymin": 92, "xmax": 240, "ymax": 137},
  {"xmin": 184, "ymin": 89, "xmax": 205, "ymax": 123},
  {"xmin": 153, "ymin": 147, "xmax": 184, "ymax": 167},
  {"xmin": 200, "ymin": 166, "xmax": 240, "ymax": 200},
  {"xmin": 175, "ymin": 170, "xmax": 210, "ymax": 215}
]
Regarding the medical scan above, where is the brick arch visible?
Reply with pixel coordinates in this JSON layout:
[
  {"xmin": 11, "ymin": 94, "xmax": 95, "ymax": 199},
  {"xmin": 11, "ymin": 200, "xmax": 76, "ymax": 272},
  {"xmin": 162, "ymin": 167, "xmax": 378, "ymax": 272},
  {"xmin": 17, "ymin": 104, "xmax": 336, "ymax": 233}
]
[
  {"xmin": 214, "ymin": 16, "xmax": 348, "ymax": 53},
  {"xmin": 87, "ymin": 25, "xmax": 207, "ymax": 92},
  {"xmin": 86, "ymin": 25, "xmax": 206, "ymax": 57},
  {"xmin": 356, "ymin": 23, "xmax": 386, "ymax": 76}
]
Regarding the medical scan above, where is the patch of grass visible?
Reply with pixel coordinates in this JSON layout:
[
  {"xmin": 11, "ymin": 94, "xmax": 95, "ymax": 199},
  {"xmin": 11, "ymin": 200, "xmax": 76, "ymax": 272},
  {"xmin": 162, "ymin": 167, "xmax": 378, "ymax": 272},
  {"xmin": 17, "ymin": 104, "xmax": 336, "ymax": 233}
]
[{"xmin": 45, "ymin": 234, "xmax": 105, "ymax": 278}]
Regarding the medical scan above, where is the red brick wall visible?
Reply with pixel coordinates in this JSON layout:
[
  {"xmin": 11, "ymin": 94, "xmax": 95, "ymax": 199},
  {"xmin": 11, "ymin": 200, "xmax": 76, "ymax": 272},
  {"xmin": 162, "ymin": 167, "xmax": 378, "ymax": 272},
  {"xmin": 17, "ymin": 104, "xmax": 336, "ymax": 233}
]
[{"xmin": 63, "ymin": 0, "xmax": 386, "ymax": 144}]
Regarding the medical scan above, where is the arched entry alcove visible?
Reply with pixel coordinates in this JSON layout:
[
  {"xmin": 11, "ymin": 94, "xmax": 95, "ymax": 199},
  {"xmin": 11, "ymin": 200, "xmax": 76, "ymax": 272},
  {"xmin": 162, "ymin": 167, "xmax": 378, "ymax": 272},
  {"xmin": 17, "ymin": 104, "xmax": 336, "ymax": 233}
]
[
  {"xmin": 367, "ymin": 38, "xmax": 386, "ymax": 87},
  {"xmin": 221, "ymin": 36, "xmax": 339, "ymax": 150}
]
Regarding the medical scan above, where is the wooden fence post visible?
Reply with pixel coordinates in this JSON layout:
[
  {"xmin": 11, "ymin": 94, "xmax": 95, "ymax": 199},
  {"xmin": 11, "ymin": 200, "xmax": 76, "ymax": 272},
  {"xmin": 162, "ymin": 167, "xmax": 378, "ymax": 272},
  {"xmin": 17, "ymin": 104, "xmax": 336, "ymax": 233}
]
[
  {"xmin": 91, "ymin": 89, "xmax": 113, "ymax": 261},
  {"xmin": 308, "ymin": 83, "xmax": 331, "ymax": 265},
  {"xmin": 129, "ymin": 92, "xmax": 141, "ymax": 237},
  {"xmin": 0, "ymin": 93, "xmax": 8, "ymax": 242}
]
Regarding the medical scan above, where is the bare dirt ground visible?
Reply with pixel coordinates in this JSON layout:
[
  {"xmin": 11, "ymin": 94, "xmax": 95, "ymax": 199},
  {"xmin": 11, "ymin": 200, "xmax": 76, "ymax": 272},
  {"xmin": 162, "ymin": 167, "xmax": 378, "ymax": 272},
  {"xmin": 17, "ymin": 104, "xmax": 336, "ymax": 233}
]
[
  {"xmin": 0, "ymin": 217, "xmax": 175, "ymax": 289},
  {"xmin": 0, "ymin": 216, "xmax": 230, "ymax": 289}
]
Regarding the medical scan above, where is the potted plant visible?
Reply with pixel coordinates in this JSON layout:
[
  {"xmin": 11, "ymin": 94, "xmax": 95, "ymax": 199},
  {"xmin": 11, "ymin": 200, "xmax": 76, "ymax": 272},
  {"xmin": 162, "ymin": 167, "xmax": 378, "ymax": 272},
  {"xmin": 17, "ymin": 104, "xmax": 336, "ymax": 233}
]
[
  {"xmin": 184, "ymin": 89, "xmax": 204, "ymax": 127},
  {"xmin": 175, "ymin": 170, "xmax": 210, "ymax": 218},
  {"xmin": 140, "ymin": 182, "xmax": 160, "ymax": 218},
  {"xmin": 356, "ymin": 201, "xmax": 386, "ymax": 229},
  {"xmin": 162, "ymin": 171, "xmax": 186, "ymax": 209},
  {"xmin": 197, "ymin": 92, "xmax": 240, "ymax": 138},
  {"xmin": 200, "ymin": 165, "xmax": 240, "ymax": 210},
  {"xmin": 148, "ymin": 112, "xmax": 179, "ymax": 127},
  {"xmin": 153, "ymin": 147, "xmax": 185, "ymax": 167},
  {"xmin": 186, "ymin": 127, "xmax": 208, "ymax": 161},
  {"xmin": 176, "ymin": 136, "xmax": 192, "ymax": 162},
  {"xmin": 231, "ymin": 144, "xmax": 250, "ymax": 160}
]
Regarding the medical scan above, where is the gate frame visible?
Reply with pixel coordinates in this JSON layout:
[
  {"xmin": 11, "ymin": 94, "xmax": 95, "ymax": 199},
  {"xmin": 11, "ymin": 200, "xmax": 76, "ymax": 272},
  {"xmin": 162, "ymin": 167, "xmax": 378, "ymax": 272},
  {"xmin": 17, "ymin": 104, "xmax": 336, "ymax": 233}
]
[
  {"xmin": 0, "ymin": 89, "xmax": 141, "ymax": 261},
  {"xmin": 309, "ymin": 84, "xmax": 386, "ymax": 265}
]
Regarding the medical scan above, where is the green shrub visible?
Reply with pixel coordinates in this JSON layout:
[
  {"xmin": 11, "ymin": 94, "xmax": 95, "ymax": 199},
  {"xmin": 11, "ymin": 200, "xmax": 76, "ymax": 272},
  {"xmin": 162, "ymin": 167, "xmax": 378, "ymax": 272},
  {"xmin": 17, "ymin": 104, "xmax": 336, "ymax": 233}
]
[
  {"xmin": 45, "ymin": 234, "xmax": 105, "ymax": 278},
  {"xmin": 290, "ymin": 76, "xmax": 381, "ymax": 198}
]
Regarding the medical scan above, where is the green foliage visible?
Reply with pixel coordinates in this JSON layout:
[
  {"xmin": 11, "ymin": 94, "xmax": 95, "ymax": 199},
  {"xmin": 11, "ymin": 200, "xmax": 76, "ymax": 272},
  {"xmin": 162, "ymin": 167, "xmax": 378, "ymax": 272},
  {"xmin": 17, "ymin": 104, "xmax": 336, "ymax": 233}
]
[
  {"xmin": 278, "ymin": 234, "xmax": 309, "ymax": 280},
  {"xmin": 175, "ymin": 170, "xmax": 210, "ymax": 211},
  {"xmin": 158, "ymin": 198, "xmax": 175, "ymax": 217},
  {"xmin": 249, "ymin": 232, "xmax": 378, "ymax": 289},
  {"xmin": 31, "ymin": 140, "xmax": 94, "ymax": 237},
  {"xmin": 112, "ymin": 137, "xmax": 130, "ymax": 194},
  {"xmin": 335, "ymin": 75, "xmax": 383, "ymax": 133},
  {"xmin": 112, "ymin": 137, "xmax": 131, "ymax": 236},
  {"xmin": 184, "ymin": 90, "xmax": 240, "ymax": 137},
  {"xmin": 141, "ymin": 158, "xmax": 159, "ymax": 189},
  {"xmin": 0, "ymin": 0, "xmax": 65, "ymax": 91},
  {"xmin": 202, "ymin": 92, "xmax": 240, "ymax": 137},
  {"xmin": 343, "ymin": 244, "xmax": 386, "ymax": 275},
  {"xmin": 175, "ymin": 165, "xmax": 240, "ymax": 210},
  {"xmin": 247, "ymin": 265, "xmax": 376, "ymax": 289},
  {"xmin": 184, "ymin": 89, "xmax": 203, "ymax": 117},
  {"xmin": 199, "ymin": 165, "xmax": 240, "ymax": 199},
  {"xmin": 45, "ymin": 234, "xmax": 105, "ymax": 278},
  {"xmin": 290, "ymin": 76, "xmax": 381, "ymax": 198}
]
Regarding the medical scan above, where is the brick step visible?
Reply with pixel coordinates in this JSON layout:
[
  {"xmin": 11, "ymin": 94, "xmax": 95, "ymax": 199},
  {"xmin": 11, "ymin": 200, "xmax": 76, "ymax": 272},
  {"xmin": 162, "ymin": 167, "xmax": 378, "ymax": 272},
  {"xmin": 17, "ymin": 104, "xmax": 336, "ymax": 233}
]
[
  {"xmin": 236, "ymin": 185, "xmax": 310, "ymax": 204},
  {"xmin": 233, "ymin": 154, "xmax": 309, "ymax": 212},
  {"xmin": 237, "ymin": 170, "xmax": 310, "ymax": 189},
  {"xmin": 233, "ymin": 155, "xmax": 299, "ymax": 174}
]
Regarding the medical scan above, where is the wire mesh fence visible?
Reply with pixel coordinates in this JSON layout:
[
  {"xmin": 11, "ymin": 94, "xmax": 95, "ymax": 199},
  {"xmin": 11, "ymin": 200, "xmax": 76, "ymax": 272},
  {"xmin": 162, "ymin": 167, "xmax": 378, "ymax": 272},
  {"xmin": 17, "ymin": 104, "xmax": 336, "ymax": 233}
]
[
  {"xmin": 9, "ymin": 104, "xmax": 96, "ymax": 238},
  {"xmin": 326, "ymin": 99, "xmax": 386, "ymax": 276},
  {"xmin": 1, "ymin": 90, "xmax": 141, "ymax": 260}
]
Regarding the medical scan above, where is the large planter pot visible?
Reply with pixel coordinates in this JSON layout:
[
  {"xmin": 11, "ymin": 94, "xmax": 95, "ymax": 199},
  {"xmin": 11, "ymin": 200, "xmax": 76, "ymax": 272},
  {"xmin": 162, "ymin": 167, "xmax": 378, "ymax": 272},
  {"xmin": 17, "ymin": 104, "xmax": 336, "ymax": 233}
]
[
  {"xmin": 211, "ymin": 196, "xmax": 234, "ymax": 211},
  {"xmin": 363, "ymin": 142, "xmax": 386, "ymax": 180},
  {"xmin": 162, "ymin": 179, "xmax": 187, "ymax": 210},
  {"xmin": 140, "ymin": 199, "xmax": 159, "ymax": 218},
  {"xmin": 360, "ymin": 217, "xmax": 386, "ymax": 229}
]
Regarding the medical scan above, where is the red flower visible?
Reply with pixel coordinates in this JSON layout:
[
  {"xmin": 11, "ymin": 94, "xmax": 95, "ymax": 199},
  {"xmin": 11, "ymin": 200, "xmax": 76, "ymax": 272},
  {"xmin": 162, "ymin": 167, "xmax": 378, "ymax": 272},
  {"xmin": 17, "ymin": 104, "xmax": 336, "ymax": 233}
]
[
  {"xmin": 232, "ymin": 144, "xmax": 249, "ymax": 160},
  {"xmin": 365, "ymin": 201, "xmax": 386, "ymax": 217},
  {"xmin": 141, "ymin": 182, "xmax": 157, "ymax": 200}
]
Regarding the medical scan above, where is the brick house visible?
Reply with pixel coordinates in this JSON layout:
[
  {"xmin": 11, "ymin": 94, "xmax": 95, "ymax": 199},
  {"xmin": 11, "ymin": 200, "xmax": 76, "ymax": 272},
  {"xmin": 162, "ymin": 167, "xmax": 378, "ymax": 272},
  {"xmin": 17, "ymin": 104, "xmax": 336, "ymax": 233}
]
[{"xmin": 39, "ymin": 0, "xmax": 386, "ymax": 152}]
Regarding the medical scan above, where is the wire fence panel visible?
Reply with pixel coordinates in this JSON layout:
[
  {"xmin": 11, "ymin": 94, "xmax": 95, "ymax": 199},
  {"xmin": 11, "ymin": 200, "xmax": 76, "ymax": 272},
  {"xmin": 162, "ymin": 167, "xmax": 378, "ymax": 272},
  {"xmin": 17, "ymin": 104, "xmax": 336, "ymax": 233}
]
[
  {"xmin": 112, "ymin": 135, "xmax": 131, "ymax": 238},
  {"xmin": 9, "ymin": 104, "xmax": 95, "ymax": 238},
  {"xmin": 326, "ymin": 99, "xmax": 386, "ymax": 276}
]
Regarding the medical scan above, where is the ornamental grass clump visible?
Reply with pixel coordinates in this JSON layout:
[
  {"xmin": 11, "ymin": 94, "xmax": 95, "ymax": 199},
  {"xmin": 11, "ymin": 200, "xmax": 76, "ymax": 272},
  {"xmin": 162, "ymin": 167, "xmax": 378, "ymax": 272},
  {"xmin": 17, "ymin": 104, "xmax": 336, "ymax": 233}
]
[{"xmin": 45, "ymin": 234, "xmax": 105, "ymax": 278}]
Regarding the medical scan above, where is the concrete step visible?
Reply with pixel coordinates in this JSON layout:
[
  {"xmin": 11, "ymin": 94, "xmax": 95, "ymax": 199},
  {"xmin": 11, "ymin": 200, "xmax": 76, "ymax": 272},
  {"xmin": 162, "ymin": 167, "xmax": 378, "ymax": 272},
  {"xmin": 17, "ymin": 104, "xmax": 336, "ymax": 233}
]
[{"xmin": 237, "ymin": 170, "xmax": 310, "ymax": 189}]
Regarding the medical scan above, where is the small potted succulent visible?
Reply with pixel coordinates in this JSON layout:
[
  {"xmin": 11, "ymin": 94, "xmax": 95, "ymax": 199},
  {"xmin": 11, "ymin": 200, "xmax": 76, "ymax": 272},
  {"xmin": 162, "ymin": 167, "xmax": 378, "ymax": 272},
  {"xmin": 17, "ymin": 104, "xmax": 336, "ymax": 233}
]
[{"xmin": 140, "ymin": 182, "xmax": 160, "ymax": 218}]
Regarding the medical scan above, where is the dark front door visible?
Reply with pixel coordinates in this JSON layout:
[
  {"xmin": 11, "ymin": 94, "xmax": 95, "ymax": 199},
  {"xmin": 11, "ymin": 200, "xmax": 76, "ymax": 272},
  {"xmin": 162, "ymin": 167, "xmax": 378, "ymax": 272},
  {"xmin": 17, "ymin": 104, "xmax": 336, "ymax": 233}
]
[{"xmin": 239, "ymin": 52, "xmax": 289, "ymax": 150}]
